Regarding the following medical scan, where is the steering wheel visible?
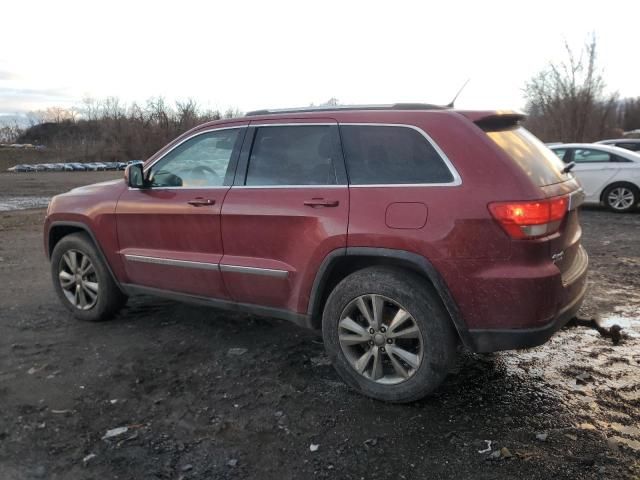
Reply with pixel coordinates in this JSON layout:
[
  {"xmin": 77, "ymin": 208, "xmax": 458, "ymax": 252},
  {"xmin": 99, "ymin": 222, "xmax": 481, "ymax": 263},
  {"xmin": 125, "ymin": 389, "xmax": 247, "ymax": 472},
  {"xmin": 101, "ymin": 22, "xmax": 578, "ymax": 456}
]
[{"xmin": 191, "ymin": 165, "xmax": 219, "ymax": 177}]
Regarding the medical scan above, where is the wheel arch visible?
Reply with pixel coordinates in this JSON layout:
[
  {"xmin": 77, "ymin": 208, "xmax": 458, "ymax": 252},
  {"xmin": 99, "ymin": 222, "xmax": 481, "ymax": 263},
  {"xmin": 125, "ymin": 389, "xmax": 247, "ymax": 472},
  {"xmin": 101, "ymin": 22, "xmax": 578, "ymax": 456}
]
[
  {"xmin": 308, "ymin": 247, "xmax": 472, "ymax": 348},
  {"xmin": 47, "ymin": 221, "xmax": 125, "ymax": 293}
]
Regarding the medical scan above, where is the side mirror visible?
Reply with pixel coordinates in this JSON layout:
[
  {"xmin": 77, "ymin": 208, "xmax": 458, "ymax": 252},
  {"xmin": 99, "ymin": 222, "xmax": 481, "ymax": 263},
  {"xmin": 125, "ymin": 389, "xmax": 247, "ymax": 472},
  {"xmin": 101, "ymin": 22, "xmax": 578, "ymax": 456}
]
[{"xmin": 125, "ymin": 163, "xmax": 147, "ymax": 188}]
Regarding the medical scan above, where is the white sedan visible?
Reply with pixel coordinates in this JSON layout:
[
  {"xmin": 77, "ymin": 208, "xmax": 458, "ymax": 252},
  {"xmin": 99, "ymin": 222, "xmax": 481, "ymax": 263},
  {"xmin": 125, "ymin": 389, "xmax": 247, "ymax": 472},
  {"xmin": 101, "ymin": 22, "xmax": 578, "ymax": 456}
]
[{"xmin": 549, "ymin": 143, "xmax": 640, "ymax": 212}]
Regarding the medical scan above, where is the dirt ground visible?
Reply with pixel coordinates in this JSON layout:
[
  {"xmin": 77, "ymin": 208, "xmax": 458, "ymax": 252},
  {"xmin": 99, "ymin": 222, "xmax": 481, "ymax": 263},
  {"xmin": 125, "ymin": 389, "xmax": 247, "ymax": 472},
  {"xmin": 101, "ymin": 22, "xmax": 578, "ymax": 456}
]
[{"xmin": 0, "ymin": 172, "xmax": 638, "ymax": 479}]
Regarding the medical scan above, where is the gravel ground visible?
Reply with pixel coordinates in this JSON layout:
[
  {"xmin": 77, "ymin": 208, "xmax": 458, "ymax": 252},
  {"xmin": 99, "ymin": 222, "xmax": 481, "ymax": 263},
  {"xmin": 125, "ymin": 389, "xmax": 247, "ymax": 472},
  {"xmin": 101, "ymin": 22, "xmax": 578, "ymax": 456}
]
[{"xmin": 0, "ymin": 172, "xmax": 638, "ymax": 479}]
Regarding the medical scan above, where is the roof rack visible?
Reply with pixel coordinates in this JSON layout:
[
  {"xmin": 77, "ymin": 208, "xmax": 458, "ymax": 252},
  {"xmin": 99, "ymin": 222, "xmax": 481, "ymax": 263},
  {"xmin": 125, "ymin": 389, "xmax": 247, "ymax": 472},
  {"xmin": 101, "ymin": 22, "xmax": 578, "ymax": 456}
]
[{"xmin": 245, "ymin": 103, "xmax": 448, "ymax": 116}]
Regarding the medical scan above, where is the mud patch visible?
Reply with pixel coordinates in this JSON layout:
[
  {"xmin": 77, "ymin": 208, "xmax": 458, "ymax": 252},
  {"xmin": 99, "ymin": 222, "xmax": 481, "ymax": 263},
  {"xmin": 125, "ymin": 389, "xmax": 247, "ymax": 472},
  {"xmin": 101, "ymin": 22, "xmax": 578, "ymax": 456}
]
[{"xmin": 0, "ymin": 196, "xmax": 50, "ymax": 211}]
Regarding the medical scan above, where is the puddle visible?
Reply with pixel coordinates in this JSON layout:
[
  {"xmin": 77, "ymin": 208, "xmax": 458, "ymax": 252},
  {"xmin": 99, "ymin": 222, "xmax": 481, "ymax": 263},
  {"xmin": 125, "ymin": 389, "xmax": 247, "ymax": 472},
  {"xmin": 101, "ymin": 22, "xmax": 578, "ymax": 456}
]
[{"xmin": 0, "ymin": 196, "xmax": 50, "ymax": 212}]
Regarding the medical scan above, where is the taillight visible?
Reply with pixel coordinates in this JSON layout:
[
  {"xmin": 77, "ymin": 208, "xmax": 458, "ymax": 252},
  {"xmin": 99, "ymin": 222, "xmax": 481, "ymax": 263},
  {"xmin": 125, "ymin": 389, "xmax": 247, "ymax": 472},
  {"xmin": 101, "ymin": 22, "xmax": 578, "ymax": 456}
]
[{"xmin": 488, "ymin": 196, "xmax": 569, "ymax": 239}]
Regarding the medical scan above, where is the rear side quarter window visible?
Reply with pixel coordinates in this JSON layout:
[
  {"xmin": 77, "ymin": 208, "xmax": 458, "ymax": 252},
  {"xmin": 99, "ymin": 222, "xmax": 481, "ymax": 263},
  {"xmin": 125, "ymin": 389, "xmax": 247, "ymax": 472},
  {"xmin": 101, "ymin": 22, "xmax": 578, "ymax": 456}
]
[{"xmin": 339, "ymin": 125, "xmax": 455, "ymax": 185}]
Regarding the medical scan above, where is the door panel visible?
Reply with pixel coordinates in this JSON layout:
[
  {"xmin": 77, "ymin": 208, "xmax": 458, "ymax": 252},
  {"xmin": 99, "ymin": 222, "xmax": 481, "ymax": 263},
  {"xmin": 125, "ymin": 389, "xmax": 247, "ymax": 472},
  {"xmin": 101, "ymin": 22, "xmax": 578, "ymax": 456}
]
[
  {"xmin": 117, "ymin": 188, "xmax": 230, "ymax": 298},
  {"xmin": 220, "ymin": 187, "xmax": 348, "ymax": 311},
  {"xmin": 572, "ymin": 164, "xmax": 618, "ymax": 199}
]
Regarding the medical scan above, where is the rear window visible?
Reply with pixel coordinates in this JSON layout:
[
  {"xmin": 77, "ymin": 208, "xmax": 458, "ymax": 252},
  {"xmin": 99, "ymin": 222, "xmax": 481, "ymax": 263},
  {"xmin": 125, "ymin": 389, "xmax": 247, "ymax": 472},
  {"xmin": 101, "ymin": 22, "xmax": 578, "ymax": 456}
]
[
  {"xmin": 486, "ymin": 127, "xmax": 568, "ymax": 186},
  {"xmin": 340, "ymin": 125, "xmax": 454, "ymax": 185}
]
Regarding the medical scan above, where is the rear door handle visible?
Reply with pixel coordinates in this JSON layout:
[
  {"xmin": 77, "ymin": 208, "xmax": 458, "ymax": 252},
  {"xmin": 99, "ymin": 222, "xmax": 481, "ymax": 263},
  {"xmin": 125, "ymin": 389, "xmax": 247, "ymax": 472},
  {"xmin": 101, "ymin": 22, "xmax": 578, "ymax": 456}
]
[
  {"xmin": 303, "ymin": 198, "xmax": 340, "ymax": 208},
  {"xmin": 187, "ymin": 198, "xmax": 215, "ymax": 206}
]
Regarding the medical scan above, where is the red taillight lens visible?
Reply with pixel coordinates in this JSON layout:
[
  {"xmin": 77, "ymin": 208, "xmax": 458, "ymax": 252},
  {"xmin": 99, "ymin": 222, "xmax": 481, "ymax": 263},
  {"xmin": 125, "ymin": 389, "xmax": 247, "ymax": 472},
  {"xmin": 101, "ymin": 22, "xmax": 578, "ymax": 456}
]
[{"xmin": 488, "ymin": 196, "xmax": 568, "ymax": 239}]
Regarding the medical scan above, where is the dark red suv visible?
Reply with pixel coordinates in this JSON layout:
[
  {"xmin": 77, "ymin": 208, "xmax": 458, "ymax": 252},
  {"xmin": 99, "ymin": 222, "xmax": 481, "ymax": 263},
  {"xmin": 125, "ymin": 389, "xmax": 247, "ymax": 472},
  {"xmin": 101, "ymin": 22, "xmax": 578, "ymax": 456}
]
[{"xmin": 44, "ymin": 104, "xmax": 588, "ymax": 402}]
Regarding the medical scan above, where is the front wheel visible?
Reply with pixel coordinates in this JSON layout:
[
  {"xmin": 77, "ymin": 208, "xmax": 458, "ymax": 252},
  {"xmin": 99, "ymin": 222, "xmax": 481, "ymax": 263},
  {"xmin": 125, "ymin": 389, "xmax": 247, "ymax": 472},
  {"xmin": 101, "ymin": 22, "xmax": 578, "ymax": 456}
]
[
  {"xmin": 603, "ymin": 184, "xmax": 638, "ymax": 213},
  {"xmin": 51, "ymin": 232, "xmax": 127, "ymax": 321},
  {"xmin": 322, "ymin": 266, "xmax": 458, "ymax": 403}
]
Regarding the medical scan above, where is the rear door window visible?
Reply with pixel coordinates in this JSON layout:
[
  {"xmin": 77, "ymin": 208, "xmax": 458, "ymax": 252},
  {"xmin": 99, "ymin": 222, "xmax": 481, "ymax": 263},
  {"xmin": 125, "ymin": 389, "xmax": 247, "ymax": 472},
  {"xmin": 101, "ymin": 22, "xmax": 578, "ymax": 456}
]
[
  {"xmin": 245, "ymin": 125, "xmax": 338, "ymax": 186},
  {"xmin": 485, "ymin": 127, "xmax": 568, "ymax": 186},
  {"xmin": 339, "ymin": 125, "xmax": 454, "ymax": 185}
]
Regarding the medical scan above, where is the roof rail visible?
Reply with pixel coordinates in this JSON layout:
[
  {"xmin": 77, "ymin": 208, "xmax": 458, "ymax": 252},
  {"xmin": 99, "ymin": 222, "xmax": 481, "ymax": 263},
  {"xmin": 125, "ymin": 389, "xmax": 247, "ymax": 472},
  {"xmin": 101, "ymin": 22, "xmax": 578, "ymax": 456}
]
[{"xmin": 245, "ymin": 103, "xmax": 448, "ymax": 116}]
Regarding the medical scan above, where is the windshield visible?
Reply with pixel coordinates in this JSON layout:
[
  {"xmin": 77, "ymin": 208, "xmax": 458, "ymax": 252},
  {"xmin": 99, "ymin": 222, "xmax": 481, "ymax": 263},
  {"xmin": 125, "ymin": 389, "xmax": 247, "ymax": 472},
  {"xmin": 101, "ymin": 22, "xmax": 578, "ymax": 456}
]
[{"xmin": 486, "ymin": 127, "xmax": 569, "ymax": 186}]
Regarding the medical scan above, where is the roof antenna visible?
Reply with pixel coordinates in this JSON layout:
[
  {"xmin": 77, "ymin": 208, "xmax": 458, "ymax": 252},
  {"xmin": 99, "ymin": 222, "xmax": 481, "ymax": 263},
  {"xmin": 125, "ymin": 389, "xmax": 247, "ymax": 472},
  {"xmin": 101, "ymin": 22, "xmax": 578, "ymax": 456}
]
[{"xmin": 446, "ymin": 78, "xmax": 470, "ymax": 108}]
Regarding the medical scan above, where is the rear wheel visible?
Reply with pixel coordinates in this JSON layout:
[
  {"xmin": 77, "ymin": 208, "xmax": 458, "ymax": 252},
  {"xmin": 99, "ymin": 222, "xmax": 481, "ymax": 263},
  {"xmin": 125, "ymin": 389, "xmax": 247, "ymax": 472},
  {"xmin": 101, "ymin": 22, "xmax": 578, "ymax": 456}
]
[
  {"xmin": 51, "ymin": 233, "xmax": 127, "ymax": 321},
  {"xmin": 603, "ymin": 184, "xmax": 638, "ymax": 213},
  {"xmin": 322, "ymin": 266, "xmax": 458, "ymax": 402}
]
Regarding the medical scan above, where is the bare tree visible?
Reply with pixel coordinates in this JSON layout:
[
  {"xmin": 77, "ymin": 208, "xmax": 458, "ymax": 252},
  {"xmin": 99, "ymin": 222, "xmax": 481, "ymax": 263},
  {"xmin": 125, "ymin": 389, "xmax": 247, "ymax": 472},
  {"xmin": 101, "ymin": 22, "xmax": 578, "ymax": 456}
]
[
  {"xmin": 523, "ymin": 35, "xmax": 618, "ymax": 142},
  {"xmin": 0, "ymin": 122, "xmax": 23, "ymax": 143}
]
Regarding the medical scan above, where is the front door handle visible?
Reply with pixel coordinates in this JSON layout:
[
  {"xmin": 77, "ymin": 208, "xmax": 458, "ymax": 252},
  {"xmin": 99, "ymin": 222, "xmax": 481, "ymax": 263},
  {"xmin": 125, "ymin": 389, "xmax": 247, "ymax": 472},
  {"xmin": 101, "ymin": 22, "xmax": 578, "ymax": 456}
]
[
  {"xmin": 303, "ymin": 198, "xmax": 340, "ymax": 208},
  {"xmin": 187, "ymin": 198, "xmax": 215, "ymax": 206}
]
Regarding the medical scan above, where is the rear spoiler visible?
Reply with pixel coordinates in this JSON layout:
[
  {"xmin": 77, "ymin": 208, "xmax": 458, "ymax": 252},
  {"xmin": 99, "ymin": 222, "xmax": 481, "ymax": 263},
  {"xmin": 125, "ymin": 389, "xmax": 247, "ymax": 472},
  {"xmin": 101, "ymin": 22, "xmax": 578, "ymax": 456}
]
[{"xmin": 457, "ymin": 110, "xmax": 526, "ymax": 131}]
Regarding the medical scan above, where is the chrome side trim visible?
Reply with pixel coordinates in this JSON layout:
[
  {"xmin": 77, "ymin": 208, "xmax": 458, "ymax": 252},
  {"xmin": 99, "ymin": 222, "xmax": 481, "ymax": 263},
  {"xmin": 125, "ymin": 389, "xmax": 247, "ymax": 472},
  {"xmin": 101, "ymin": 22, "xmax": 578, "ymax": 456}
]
[
  {"xmin": 219, "ymin": 264, "xmax": 289, "ymax": 278},
  {"xmin": 127, "ymin": 186, "xmax": 229, "ymax": 191},
  {"xmin": 232, "ymin": 185, "xmax": 344, "ymax": 190},
  {"xmin": 124, "ymin": 254, "xmax": 220, "ymax": 271},
  {"xmin": 339, "ymin": 123, "xmax": 462, "ymax": 187},
  {"xmin": 124, "ymin": 254, "xmax": 290, "ymax": 278}
]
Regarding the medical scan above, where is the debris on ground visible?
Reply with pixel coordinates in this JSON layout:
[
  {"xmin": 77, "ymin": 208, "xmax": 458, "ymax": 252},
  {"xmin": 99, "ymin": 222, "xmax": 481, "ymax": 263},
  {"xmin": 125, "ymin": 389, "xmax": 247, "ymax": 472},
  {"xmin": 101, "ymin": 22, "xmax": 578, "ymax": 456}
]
[
  {"xmin": 82, "ymin": 453, "xmax": 96, "ymax": 465},
  {"xmin": 536, "ymin": 433, "xmax": 548, "ymax": 442},
  {"xmin": 309, "ymin": 443, "xmax": 319, "ymax": 452},
  {"xmin": 227, "ymin": 348, "xmax": 248, "ymax": 356},
  {"xmin": 478, "ymin": 440, "xmax": 492, "ymax": 454},
  {"xmin": 500, "ymin": 447, "xmax": 513, "ymax": 459},
  {"xmin": 102, "ymin": 427, "xmax": 128, "ymax": 440},
  {"xmin": 310, "ymin": 356, "xmax": 332, "ymax": 366},
  {"xmin": 27, "ymin": 364, "xmax": 48, "ymax": 375},
  {"xmin": 227, "ymin": 458, "xmax": 238, "ymax": 467},
  {"xmin": 363, "ymin": 438, "xmax": 378, "ymax": 449},
  {"xmin": 489, "ymin": 450, "xmax": 502, "ymax": 460}
]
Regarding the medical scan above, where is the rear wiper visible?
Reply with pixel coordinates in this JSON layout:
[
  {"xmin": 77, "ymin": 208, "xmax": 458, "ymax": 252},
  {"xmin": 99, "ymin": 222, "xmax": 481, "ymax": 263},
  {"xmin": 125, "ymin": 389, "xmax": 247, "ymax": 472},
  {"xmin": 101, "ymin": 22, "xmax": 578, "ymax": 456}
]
[{"xmin": 562, "ymin": 161, "xmax": 576, "ymax": 173}]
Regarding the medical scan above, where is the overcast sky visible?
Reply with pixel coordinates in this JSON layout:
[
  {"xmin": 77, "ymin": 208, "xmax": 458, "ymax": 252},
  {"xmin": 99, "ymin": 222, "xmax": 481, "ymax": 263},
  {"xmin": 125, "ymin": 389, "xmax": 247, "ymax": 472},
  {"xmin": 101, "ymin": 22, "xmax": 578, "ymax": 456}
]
[{"xmin": 1, "ymin": 0, "xmax": 638, "ymax": 117}]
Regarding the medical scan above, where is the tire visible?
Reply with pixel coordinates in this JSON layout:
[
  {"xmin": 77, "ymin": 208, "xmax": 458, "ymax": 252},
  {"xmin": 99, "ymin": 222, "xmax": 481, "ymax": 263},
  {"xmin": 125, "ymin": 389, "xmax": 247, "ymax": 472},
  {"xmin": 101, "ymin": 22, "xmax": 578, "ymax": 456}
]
[
  {"xmin": 603, "ymin": 183, "xmax": 639, "ymax": 213},
  {"xmin": 50, "ymin": 232, "xmax": 127, "ymax": 321},
  {"xmin": 322, "ymin": 266, "xmax": 458, "ymax": 403}
]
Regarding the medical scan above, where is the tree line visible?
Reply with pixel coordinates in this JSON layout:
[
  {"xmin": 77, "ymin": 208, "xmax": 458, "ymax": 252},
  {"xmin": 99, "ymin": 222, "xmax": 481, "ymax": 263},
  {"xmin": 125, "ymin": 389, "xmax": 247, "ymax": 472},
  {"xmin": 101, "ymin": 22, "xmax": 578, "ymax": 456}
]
[{"xmin": 1, "ymin": 98, "xmax": 241, "ymax": 163}]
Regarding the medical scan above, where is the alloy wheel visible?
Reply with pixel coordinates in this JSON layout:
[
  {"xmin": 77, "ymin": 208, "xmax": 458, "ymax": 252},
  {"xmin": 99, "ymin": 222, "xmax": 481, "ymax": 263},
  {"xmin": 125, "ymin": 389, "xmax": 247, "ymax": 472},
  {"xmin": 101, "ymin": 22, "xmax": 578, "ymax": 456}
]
[
  {"xmin": 338, "ymin": 294, "xmax": 423, "ymax": 385},
  {"xmin": 607, "ymin": 187, "xmax": 635, "ymax": 211},
  {"xmin": 58, "ymin": 250, "xmax": 99, "ymax": 310}
]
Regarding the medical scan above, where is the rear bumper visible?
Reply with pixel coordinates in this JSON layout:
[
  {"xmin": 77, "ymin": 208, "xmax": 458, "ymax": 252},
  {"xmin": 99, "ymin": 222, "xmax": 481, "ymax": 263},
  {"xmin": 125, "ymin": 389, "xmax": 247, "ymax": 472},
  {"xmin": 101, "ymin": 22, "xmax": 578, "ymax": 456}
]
[{"xmin": 465, "ymin": 247, "xmax": 588, "ymax": 353}]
